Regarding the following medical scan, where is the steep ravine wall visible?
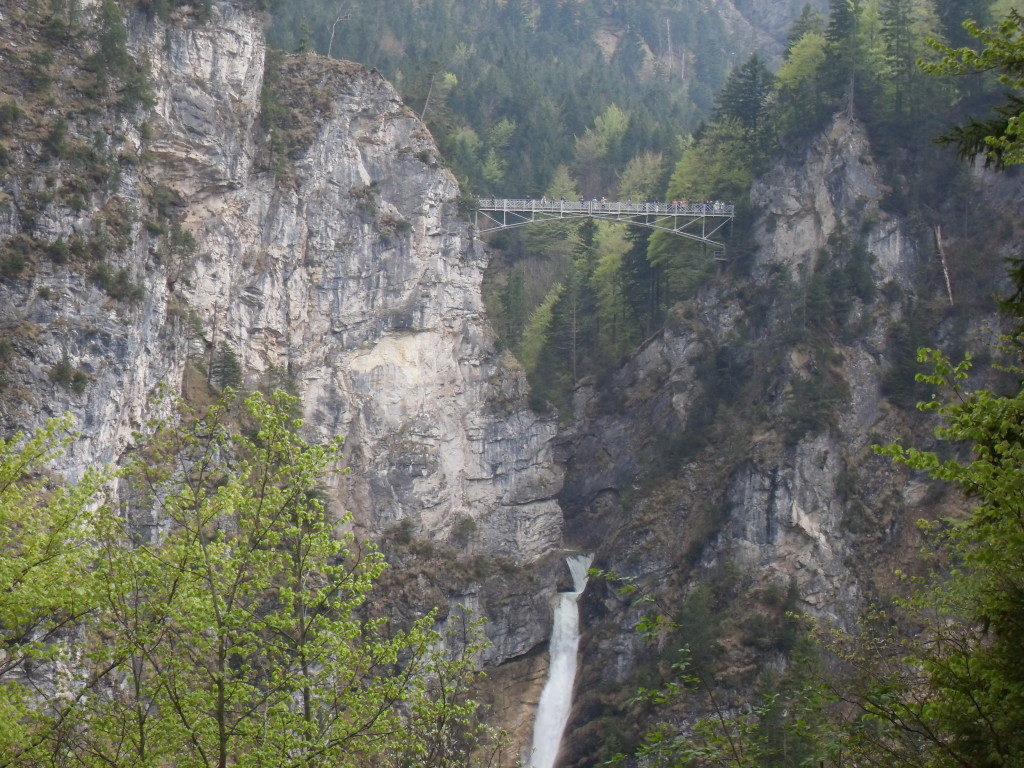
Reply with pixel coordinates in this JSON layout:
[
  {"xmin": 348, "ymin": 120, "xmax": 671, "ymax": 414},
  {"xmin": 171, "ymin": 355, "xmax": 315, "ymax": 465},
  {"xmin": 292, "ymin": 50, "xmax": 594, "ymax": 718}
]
[
  {"xmin": 0, "ymin": 2, "xmax": 565, "ymax": 760},
  {"xmin": 3, "ymin": 1, "xmax": 563, "ymax": 559},
  {"xmin": 557, "ymin": 114, "xmax": 1013, "ymax": 766}
]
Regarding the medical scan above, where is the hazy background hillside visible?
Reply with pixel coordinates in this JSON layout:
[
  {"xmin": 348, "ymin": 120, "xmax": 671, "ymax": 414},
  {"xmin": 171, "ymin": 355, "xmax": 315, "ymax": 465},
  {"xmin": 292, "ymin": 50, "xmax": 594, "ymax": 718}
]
[
  {"xmin": 268, "ymin": 0, "xmax": 1013, "ymax": 420},
  {"xmin": 269, "ymin": 0, "xmax": 826, "ymax": 196}
]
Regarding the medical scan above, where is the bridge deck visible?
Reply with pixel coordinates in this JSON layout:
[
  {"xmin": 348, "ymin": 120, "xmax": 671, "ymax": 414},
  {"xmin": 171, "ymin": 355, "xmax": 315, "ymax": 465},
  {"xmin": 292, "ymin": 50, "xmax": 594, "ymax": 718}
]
[
  {"xmin": 477, "ymin": 198, "xmax": 735, "ymax": 217},
  {"xmin": 473, "ymin": 198, "xmax": 734, "ymax": 248}
]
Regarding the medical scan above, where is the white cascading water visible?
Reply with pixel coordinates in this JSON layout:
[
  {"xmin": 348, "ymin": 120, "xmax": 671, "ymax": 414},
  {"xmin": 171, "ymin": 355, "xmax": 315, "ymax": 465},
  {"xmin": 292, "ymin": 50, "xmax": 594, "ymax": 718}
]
[{"xmin": 528, "ymin": 553, "xmax": 595, "ymax": 768}]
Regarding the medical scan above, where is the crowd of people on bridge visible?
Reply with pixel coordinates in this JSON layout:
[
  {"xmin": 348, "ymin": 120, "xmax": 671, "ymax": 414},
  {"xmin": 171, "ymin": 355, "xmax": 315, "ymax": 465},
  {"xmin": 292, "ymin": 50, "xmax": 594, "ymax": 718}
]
[{"xmin": 667, "ymin": 200, "xmax": 732, "ymax": 214}]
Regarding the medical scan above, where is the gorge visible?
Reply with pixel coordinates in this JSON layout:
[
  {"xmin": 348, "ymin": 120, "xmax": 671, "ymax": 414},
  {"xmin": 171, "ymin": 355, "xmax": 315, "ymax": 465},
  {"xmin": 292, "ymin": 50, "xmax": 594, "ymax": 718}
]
[{"xmin": 0, "ymin": 0, "xmax": 1021, "ymax": 766}]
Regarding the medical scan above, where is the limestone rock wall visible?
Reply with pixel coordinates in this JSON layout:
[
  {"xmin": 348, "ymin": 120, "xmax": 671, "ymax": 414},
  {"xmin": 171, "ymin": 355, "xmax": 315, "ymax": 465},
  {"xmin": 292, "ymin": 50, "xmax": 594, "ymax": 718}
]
[
  {"xmin": 564, "ymin": 116, "xmax": 908, "ymax": 611},
  {"xmin": 0, "ymin": 7, "xmax": 564, "ymax": 743},
  {"xmin": 557, "ymin": 113, "xmax": 1011, "ymax": 765}
]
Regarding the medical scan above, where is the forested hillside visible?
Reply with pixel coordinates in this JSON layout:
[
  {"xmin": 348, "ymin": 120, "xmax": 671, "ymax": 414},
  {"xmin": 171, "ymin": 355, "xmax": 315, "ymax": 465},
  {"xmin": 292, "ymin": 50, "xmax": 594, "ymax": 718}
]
[
  {"xmin": 479, "ymin": 0, "xmax": 1014, "ymax": 415},
  {"xmin": 549, "ymin": 4, "xmax": 1024, "ymax": 766},
  {"xmin": 1, "ymin": 0, "xmax": 1022, "ymax": 765},
  {"xmin": 272, "ymin": 0, "xmax": 1009, "ymax": 418},
  {"xmin": 269, "ymin": 0, "xmax": 819, "ymax": 197}
]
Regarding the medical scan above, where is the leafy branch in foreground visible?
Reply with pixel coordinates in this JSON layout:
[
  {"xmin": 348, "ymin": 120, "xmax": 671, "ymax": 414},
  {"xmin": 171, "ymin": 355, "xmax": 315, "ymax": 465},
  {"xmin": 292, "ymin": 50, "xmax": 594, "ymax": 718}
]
[
  {"xmin": 0, "ymin": 417, "xmax": 110, "ymax": 761},
  {"xmin": 858, "ymin": 347, "xmax": 1024, "ymax": 768},
  {"xmin": 922, "ymin": 10, "xmax": 1024, "ymax": 167}
]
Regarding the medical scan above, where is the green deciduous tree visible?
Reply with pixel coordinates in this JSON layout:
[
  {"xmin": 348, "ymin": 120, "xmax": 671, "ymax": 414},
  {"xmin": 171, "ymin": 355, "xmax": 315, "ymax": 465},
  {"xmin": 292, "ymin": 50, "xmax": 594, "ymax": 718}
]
[
  {"xmin": 522, "ymin": 164, "xmax": 581, "ymax": 262},
  {"xmin": 647, "ymin": 122, "xmax": 753, "ymax": 297},
  {"xmin": 617, "ymin": 151, "xmax": 664, "ymax": 201},
  {"xmin": 860, "ymin": 349, "xmax": 1024, "ymax": 768},
  {"xmin": 773, "ymin": 31, "xmax": 829, "ymax": 139},
  {"xmin": 574, "ymin": 104, "xmax": 630, "ymax": 195},
  {"xmin": 786, "ymin": 4, "xmax": 826, "ymax": 52},
  {"xmin": 662, "ymin": 121, "xmax": 755, "ymax": 205},
  {"xmin": 1, "ymin": 393, "xmax": 496, "ymax": 768}
]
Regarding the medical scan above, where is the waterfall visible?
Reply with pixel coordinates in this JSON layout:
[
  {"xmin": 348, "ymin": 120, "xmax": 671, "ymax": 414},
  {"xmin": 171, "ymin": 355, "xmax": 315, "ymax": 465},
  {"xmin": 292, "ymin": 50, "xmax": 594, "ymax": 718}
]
[{"xmin": 528, "ymin": 553, "xmax": 594, "ymax": 768}]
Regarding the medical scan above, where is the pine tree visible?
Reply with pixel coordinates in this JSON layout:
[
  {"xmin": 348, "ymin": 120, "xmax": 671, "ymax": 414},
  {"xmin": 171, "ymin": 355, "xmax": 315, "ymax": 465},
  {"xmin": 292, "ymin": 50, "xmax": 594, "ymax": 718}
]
[
  {"xmin": 824, "ymin": 0, "xmax": 860, "ymax": 107},
  {"xmin": 773, "ymin": 32, "xmax": 830, "ymax": 140},
  {"xmin": 923, "ymin": 10, "xmax": 1024, "ymax": 169},
  {"xmin": 499, "ymin": 266, "xmax": 529, "ymax": 343},
  {"xmin": 936, "ymin": 0, "xmax": 992, "ymax": 46},
  {"xmin": 880, "ymin": 0, "xmax": 942, "ymax": 118},
  {"xmin": 713, "ymin": 54, "xmax": 774, "ymax": 132},
  {"xmin": 209, "ymin": 343, "xmax": 243, "ymax": 390},
  {"xmin": 619, "ymin": 228, "xmax": 662, "ymax": 338},
  {"xmin": 880, "ymin": 0, "xmax": 915, "ymax": 115},
  {"xmin": 786, "ymin": 3, "xmax": 827, "ymax": 51}
]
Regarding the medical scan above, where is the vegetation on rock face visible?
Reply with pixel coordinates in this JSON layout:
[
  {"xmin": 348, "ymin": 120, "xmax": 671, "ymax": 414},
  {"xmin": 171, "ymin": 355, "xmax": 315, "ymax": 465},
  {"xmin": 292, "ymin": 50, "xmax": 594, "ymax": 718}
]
[
  {"xmin": 923, "ymin": 9, "xmax": 1024, "ymax": 168},
  {"xmin": 257, "ymin": 48, "xmax": 363, "ymax": 182},
  {"xmin": 924, "ymin": 8, "xmax": 1024, "ymax": 344},
  {"xmin": 480, "ymin": 0, "xmax": 1008, "ymax": 420},
  {"xmin": 602, "ymin": 348, "xmax": 1024, "ymax": 768},
  {"xmin": 596, "ymin": 8, "xmax": 1024, "ymax": 767},
  {"xmin": 0, "ymin": 392, "xmax": 497, "ymax": 768}
]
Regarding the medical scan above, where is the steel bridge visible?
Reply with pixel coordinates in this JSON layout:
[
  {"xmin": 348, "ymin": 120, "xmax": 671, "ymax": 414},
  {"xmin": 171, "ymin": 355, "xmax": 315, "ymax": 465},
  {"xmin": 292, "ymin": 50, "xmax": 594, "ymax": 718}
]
[{"xmin": 473, "ymin": 198, "xmax": 735, "ymax": 249}]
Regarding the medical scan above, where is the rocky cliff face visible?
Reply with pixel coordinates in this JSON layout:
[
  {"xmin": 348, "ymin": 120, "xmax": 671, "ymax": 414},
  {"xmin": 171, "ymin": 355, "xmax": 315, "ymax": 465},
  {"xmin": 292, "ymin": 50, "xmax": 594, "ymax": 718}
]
[
  {"xmin": 558, "ymin": 113, "xmax": 1011, "ymax": 765},
  {"xmin": 1, "ymin": 0, "xmax": 565, "ymax": 558},
  {"xmin": 0, "ymin": 5, "xmax": 565, "ymax": 760},
  {"xmin": 715, "ymin": 0, "xmax": 828, "ymax": 58},
  {"xmin": 565, "ymin": 114, "xmax": 916, "ymax": 608}
]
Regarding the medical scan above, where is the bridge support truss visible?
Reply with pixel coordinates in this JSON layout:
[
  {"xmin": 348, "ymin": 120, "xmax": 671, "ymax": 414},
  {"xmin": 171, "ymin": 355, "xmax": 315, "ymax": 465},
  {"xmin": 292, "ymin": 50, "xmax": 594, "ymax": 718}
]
[{"xmin": 473, "ymin": 199, "xmax": 734, "ymax": 249}]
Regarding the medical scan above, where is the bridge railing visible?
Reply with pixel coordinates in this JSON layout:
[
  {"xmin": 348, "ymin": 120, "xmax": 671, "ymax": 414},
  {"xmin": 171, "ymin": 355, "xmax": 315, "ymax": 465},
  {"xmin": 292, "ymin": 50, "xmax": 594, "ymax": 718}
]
[{"xmin": 475, "ymin": 198, "xmax": 735, "ymax": 217}]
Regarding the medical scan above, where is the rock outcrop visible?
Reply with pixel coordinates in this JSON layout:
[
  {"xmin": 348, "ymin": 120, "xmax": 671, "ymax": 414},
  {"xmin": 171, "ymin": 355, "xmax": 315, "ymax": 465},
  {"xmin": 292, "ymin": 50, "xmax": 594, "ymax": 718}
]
[
  {"xmin": 557, "ymin": 112, "xmax": 1012, "ymax": 765},
  {"xmin": 0, "ymin": 6, "xmax": 563, "ymax": 758},
  {"xmin": 1, "ymin": 0, "xmax": 563, "ymax": 560}
]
